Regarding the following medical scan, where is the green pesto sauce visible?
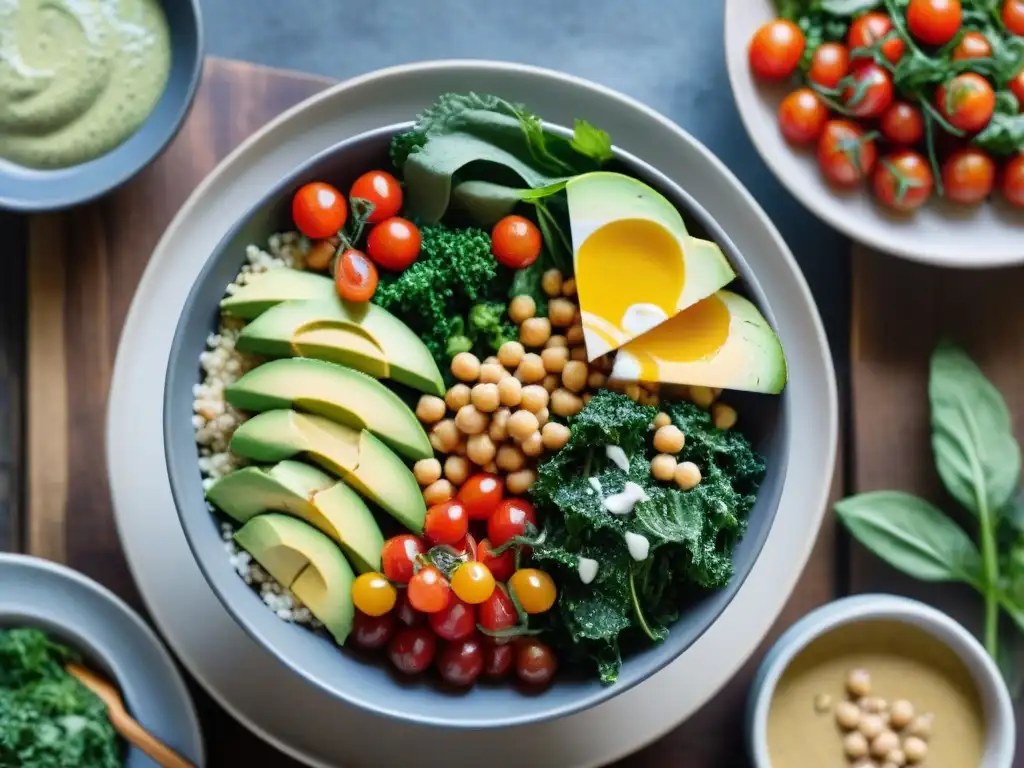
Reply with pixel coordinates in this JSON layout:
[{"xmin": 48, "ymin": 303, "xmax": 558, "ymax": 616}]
[{"xmin": 0, "ymin": 0, "xmax": 171, "ymax": 170}]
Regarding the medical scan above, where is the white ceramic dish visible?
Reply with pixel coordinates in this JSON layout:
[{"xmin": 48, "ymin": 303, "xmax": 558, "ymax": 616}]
[
  {"xmin": 724, "ymin": 0, "xmax": 1024, "ymax": 269},
  {"xmin": 106, "ymin": 60, "xmax": 837, "ymax": 767}
]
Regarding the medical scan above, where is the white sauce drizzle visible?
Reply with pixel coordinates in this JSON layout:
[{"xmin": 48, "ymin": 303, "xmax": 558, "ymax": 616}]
[
  {"xmin": 577, "ymin": 557, "xmax": 599, "ymax": 585},
  {"xmin": 605, "ymin": 445, "xmax": 629, "ymax": 472},
  {"xmin": 625, "ymin": 532, "xmax": 650, "ymax": 562},
  {"xmin": 588, "ymin": 476, "xmax": 603, "ymax": 494},
  {"xmin": 601, "ymin": 481, "xmax": 650, "ymax": 516}
]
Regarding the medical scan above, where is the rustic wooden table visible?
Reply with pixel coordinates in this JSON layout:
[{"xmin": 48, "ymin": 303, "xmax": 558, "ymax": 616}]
[{"xmin": 1, "ymin": 58, "xmax": 1021, "ymax": 766}]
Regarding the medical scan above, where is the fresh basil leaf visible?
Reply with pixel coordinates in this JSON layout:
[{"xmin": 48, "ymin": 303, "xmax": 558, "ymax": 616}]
[
  {"xmin": 930, "ymin": 342, "xmax": 1021, "ymax": 516},
  {"xmin": 570, "ymin": 119, "xmax": 614, "ymax": 163},
  {"xmin": 450, "ymin": 180, "xmax": 567, "ymax": 227},
  {"xmin": 974, "ymin": 112, "xmax": 1024, "ymax": 155},
  {"xmin": 835, "ymin": 491, "xmax": 983, "ymax": 584}
]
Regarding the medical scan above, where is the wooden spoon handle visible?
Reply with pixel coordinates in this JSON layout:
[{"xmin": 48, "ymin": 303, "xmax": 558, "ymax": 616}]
[{"xmin": 111, "ymin": 710, "xmax": 196, "ymax": 768}]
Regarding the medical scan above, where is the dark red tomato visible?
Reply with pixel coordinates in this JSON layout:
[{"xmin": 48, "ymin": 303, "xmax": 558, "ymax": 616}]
[
  {"xmin": 483, "ymin": 640, "xmax": 515, "ymax": 679},
  {"xmin": 880, "ymin": 101, "xmax": 925, "ymax": 146},
  {"xmin": 407, "ymin": 566, "xmax": 450, "ymax": 614},
  {"xmin": 1004, "ymin": 0, "xmax": 1024, "ymax": 35},
  {"xmin": 952, "ymin": 31, "xmax": 992, "ymax": 60},
  {"xmin": 1003, "ymin": 154, "xmax": 1024, "ymax": 208},
  {"xmin": 477, "ymin": 538, "xmax": 516, "ymax": 583},
  {"xmin": 516, "ymin": 639, "xmax": 557, "ymax": 687},
  {"xmin": 778, "ymin": 88, "xmax": 829, "ymax": 145},
  {"xmin": 487, "ymin": 498, "xmax": 538, "ymax": 547},
  {"xmin": 381, "ymin": 534, "xmax": 425, "ymax": 584},
  {"xmin": 351, "ymin": 610, "xmax": 397, "ymax": 649},
  {"xmin": 817, "ymin": 120, "xmax": 878, "ymax": 188},
  {"xmin": 424, "ymin": 500, "xmax": 469, "ymax": 546},
  {"xmin": 478, "ymin": 585, "xmax": 517, "ymax": 641},
  {"xmin": 367, "ymin": 217, "xmax": 421, "ymax": 271},
  {"xmin": 388, "ymin": 625, "xmax": 436, "ymax": 675},
  {"xmin": 873, "ymin": 151, "xmax": 934, "ymax": 212},
  {"xmin": 841, "ymin": 62, "xmax": 894, "ymax": 119},
  {"xmin": 457, "ymin": 473, "xmax": 505, "ymax": 521},
  {"xmin": 938, "ymin": 73, "xmax": 996, "ymax": 133},
  {"xmin": 429, "ymin": 593, "xmax": 477, "ymax": 641},
  {"xmin": 292, "ymin": 182, "xmax": 347, "ymax": 239},
  {"xmin": 847, "ymin": 13, "xmax": 904, "ymax": 64},
  {"xmin": 437, "ymin": 635, "xmax": 486, "ymax": 687},
  {"xmin": 748, "ymin": 18, "xmax": 806, "ymax": 80},
  {"xmin": 334, "ymin": 248, "xmax": 378, "ymax": 302},
  {"xmin": 349, "ymin": 170, "xmax": 403, "ymax": 223},
  {"xmin": 942, "ymin": 148, "xmax": 996, "ymax": 204},
  {"xmin": 808, "ymin": 42, "xmax": 850, "ymax": 89},
  {"xmin": 393, "ymin": 590, "xmax": 424, "ymax": 627},
  {"xmin": 1010, "ymin": 70, "xmax": 1024, "ymax": 111},
  {"xmin": 491, "ymin": 215, "xmax": 542, "ymax": 269},
  {"xmin": 907, "ymin": 0, "xmax": 962, "ymax": 46}
]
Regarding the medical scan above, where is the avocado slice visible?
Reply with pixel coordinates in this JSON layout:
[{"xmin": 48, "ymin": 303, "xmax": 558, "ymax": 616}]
[
  {"xmin": 234, "ymin": 514, "xmax": 355, "ymax": 645},
  {"xmin": 236, "ymin": 299, "xmax": 444, "ymax": 396},
  {"xmin": 220, "ymin": 269, "xmax": 336, "ymax": 319},
  {"xmin": 206, "ymin": 461, "xmax": 384, "ymax": 573},
  {"xmin": 226, "ymin": 358, "xmax": 432, "ymax": 461},
  {"xmin": 230, "ymin": 410, "xmax": 426, "ymax": 533}
]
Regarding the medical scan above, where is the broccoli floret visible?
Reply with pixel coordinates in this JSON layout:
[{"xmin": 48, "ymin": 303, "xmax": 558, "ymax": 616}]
[
  {"xmin": 469, "ymin": 302, "xmax": 517, "ymax": 352},
  {"xmin": 389, "ymin": 129, "xmax": 427, "ymax": 171}
]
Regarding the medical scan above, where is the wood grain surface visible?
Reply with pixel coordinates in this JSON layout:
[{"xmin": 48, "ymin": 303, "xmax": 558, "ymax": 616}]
[{"xmin": 0, "ymin": 212, "xmax": 25, "ymax": 553}]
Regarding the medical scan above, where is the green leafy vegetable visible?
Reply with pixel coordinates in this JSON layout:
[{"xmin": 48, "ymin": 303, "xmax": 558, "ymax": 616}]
[{"xmin": 570, "ymin": 119, "xmax": 614, "ymax": 163}]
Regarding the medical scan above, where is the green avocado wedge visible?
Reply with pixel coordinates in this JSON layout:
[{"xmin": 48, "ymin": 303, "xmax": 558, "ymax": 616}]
[
  {"xmin": 236, "ymin": 299, "xmax": 444, "ymax": 396},
  {"xmin": 229, "ymin": 410, "xmax": 426, "ymax": 534},
  {"xmin": 220, "ymin": 269, "xmax": 336, "ymax": 319},
  {"xmin": 225, "ymin": 358, "xmax": 432, "ymax": 461}
]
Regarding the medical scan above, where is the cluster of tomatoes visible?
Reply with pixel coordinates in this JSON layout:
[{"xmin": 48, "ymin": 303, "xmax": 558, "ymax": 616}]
[
  {"xmin": 290, "ymin": 171, "xmax": 546, "ymax": 304},
  {"xmin": 347, "ymin": 473, "xmax": 559, "ymax": 688},
  {"xmin": 749, "ymin": 0, "xmax": 1024, "ymax": 212}
]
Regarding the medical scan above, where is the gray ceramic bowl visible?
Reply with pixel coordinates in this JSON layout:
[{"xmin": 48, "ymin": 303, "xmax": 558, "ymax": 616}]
[
  {"xmin": 0, "ymin": 0, "xmax": 203, "ymax": 212},
  {"xmin": 0, "ymin": 553, "xmax": 204, "ymax": 767},
  {"xmin": 163, "ymin": 123, "xmax": 789, "ymax": 729}
]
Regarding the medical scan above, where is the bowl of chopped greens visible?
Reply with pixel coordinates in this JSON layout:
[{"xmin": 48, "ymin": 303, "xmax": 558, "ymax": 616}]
[
  {"xmin": 0, "ymin": 553, "xmax": 203, "ymax": 767},
  {"xmin": 163, "ymin": 92, "xmax": 792, "ymax": 729}
]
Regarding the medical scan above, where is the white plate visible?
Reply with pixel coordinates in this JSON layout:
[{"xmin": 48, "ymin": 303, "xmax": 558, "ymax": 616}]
[
  {"xmin": 106, "ymin": 60, "xmax": 837, "ymax": 767},
  {"xmin": 724, "ymin": 0, "xmax": 1024, "ymax": 268}
]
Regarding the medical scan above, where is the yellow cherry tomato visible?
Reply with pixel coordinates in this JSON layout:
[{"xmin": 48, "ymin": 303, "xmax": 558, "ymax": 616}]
[
  {"xmin": 450, "ymin": 561, "xmax": 496, "ymax": 605},
  {"xmin": 509, "ymin": 568, "xmax": 557, "ymax": 614},
  {"xmin": 351, "ymin": 572, "xmax": 397, "ymax": 617}
]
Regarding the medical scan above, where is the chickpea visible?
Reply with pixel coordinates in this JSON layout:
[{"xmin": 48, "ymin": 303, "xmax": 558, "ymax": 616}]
[
  {"xmin": 498, "ymin": 376, "xmax": 523, "ymax": 407},
  {"xmin": 508, "ymin": 295, "xmax": 536, "ymax": 324},
  {"xmin": 541, "ymin": 346, "xmax": 569, "ymax": 374},
  {"xmin": 547, "ymin": 297, "xmax": 577, "ymax": 327},
  {"xmin": 445, "ymin": 383, "xmax": 471, "ymax": 411},
  {"xmin": 550, "ymin": 388, "xmax": 584, "ymax": 418},
  {"xmin": 520, "ymin": 317, "xmax": 552, "ymax": 348},
  {"xmin": 535, "ymin": 407, "xmax": 550, "ymax": 426},
  {"xmin": 844, "ymin": 732, "xmax": 869, "ymax": 760},
  {"xmin": 521, "ymin": 431, "xmax": 544, "ymax": 457},
  {"xmin": 540, "ymin": 422, "xmax": 570, "ymax": 451},
  {"xmin": 413, "ymin": 458, "xmax": 442, "ymax": 487},
  {"xmin": 506, "ymin": 469, "xmax": 538, "ymax": 495},
  {"xmin": 884, "ymin": 749, "xmax": 906, "ymax": 767},
  {"xmin": 813, "ymin": 693, "xmax": 833, "ymax": 713},
  {"xmin": 542, "ymin": 373, "xmax": 560, "ymax": 393},
  {"xmin": 415, "ymin": 395, "xmax": 446, "ymax": 424},
  {"xmin": 471, "ymin": 383, "xmax": 501, "ymax": 413},
  {"xmin": 432, "ymin": 419, "xmax": 460, "ymax": 453},
  {"xmin": 498, "ymin": 341, "xmax": 525, "ymax": 369},
  {"xmin": 587, "ymin": 371, "xmax": 607, "ymax": 389},
  {"xmin": 482, "ymin": 356, "xmax": 500, "ymax": 366},
  {"xmin": 906, "ymin": 714, "xmax": 932, "ymax": 740},
  {"xmin": 870, "ymin": 731, "xmax": 899, "ymax": 759},
  {"xmin": 305, "ymin": 237, "xmax": 339, "ymax": 271},
  {"xmin": 712, "ymin": 402, "xmax": 738, "ymax": 430},
  {"xmin": 570, "ymin": 346, "xmax": 588, "ymax": 362},
  {"xmin": 690, "ymin": 385, "xmax": 716, "ymax": 409},
  {"xmin": 561, "ymin": 277, "xmax": 577, "ymax": 297},
  {"xmin": 508, "ymin": 410, "xmax": 540, "ymax": 441},
  {"xmin": 902, "ymin": 737, "xmax": 927, "ymax": 764},
  {"xmin": 562, "ymin": 360, "xmax": 588, "ymax": 393},
  {"xmin": 639, "ymin": 391, "xmax": 660, "ymax": 407},
  {"xmin": 489, "ymin": 408, "xmax": 511, "ymax": 442},
  {"xmin": 429, "ymin": 431, "xmax": 445, "ymax": 453},
  {"xmin": 423, "ymin": 479, "xmax": 455, "ymax": 506},
  {"xmin": 582, "ymin": 392, "xmax": 593, "ymax": 406},
  {"xmin": 515, "ymin": 353, "xmax": 546, "ymax": 384},
  {"xmin": 847, "ymin": 669, "xmax": 872, "ymax": 698},
  {"xmin": 651, "ymin": 454, "xmax": 677, "ymax": 482},
  {"xmin": 653, "ymin": 412, "xmax": 672, "ymax": 429},
  {"xmin": 545, "ymin": 334, "xmax": 568, "ymax": 349},
  {"xmin": 859, "ymin": 714, "xmax": 886, "ymax": 740},
  {"xmin": 835, "ymin": 701, "xmax": 861, "ymax": 730},
  {"xmin": 520, "ymin": 385, "xmax": 549, "ymax": 413},
  {"xmin": 453, "ymin": 437, "xmax": 467, "ymax": 456},
  {"xmin": 643, "ymin": 381, "xmax": 661, "ymax": 394},
  {"xmin": 888, "ymin": 700, "xmax": 914, "ymax": 730},
  {"xmin": 653, "ymin": 425, "xmax": 685, "ymax": 454},
  {"xmin": 479, "ymin": 362, "xmax": 506, "ymax": 384},
  {"xmin": 674, "ymin": 461, "xmax": 702, "ymax": 491},
  {"xmin": 466, "ymin": 434, "xmax": 497, "ymax": 466},
  {"xmin": 566, "ymin": 323, "xmax": 585, "ymax": 346},
  {"xmin": 496, "ymin": 444, "xmax": 526, "ymax": 472},
  {"xmin": 444, "ymin": 455, "xmax": 471, "ymax": 486},
  {"xmin": 451, "ymin": 352, "xmax": 481, "ymax": 382},
  {"xmin": 455, "ymin": 404, "xmax": 489, "ymax": 436},
  {"xmin": 541, "ymin": 268, "xmax": 563, "ymax": 297},
  {"xmin": 860, "ymin": 697, "xmax": 887, "ymax": 714},
  {"xmin": 625, "ymin": 383, "xmax": 642, "ymax": 402}
]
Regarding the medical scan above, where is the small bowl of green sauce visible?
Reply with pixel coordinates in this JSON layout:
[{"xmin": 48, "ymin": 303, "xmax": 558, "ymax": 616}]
[{"xmin": 0, "ymin": 0, "xmax": 202, "ymax": 212}]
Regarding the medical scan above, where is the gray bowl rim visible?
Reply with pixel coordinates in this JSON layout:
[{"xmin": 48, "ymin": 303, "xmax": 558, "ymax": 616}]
[
  {"xmin": 0, "ymin": 0, "xmax": 204, "ymax": 213},
  {"xmin": 163, "ymin": 120, "xmax": 790, "ymax": 729}
]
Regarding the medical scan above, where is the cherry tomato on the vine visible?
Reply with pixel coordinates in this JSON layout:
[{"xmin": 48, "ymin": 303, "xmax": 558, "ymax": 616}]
[
  {"xmin": 483, "ymin": 640, "xmax": 515, "ymax": 679},
  {"xmin": 907, "ymin": 0, "xmax": 962, "ymax": 46},
  {"xmin": 1004, "ymin": 0, "xmax": 1024, "ymax": 35},
  {"xmin": 388, "ymin": 625, "xmax": 436, "ymax": 674},
  {"xmin": 457, "ymin": 473, "xmax": 504, "ymax": 520},
  {"xmin": 477, "ymin": 585, "xmax": 518, "ymax": 640},
  {"xmin": 938, "ymin": 73, "xmax": 996, "ymax": 133},
  {"xmin": 351, "ymin": 610, "xmax": 397, "ymax": 649},
  {"xmin": 808, "ymin": 42, "xmax": 850, "ymax": 89},
  {"xmin": 880, "ymin": 101, "xmax": 925, "ymax": 146},
  {"xmin": 477, "ymin": 538, "xmax": 516, "ymax": 583},
  {"xmin": 873, "ymin": 151, "xmax": 935, "ymax": 212},
  {"xmin": 1010, "ymin": 70, "xmax": 1024, "ymax": 110},
  {"xmin": 952, "ymin": 31, "xmax": 992, "ymax": 61},
  {"xmin": 367, "ymin": 217, "xmax": 421, "ymax": 271},
  {"xmin": 817, "ymin": 120, "xmax": 878, "ymax": 188},
  {"xmin": 450, "ymin": 561, "xmax": 496, "ymax": 605},
  {"xmin": 334, "ymin": 248, "xmax": 378, "ymax": 302},
  {"xmin": 381, "ymin": 534, "xmax": 425, "ymax": 584},
  {"xmin": 841, "ymin": 62, "xmax": 894, "ymax": 119},
  {"xmin": 349, "ymin": 170, "xmax": 403, "ymax": 223},
  {"xmin": 509, "ymin": 568, "xmax": 557, "ymax": 614},
  {"xmin": 429, "ymin": 593, "xmax": 477, "ymax": 641},
  {"xmin": 487, "ymin": 498, "xmax": 538, "ymax": 547},
  {"xmin": 847, "ymin": 13, "xmax": 904, "ymax": 64},
  {"xmin": 407, "ymin": 565, "xmax": 450, "ymax": 613},
  {"xmin": 942, "ymin": 148, "xmax": 996, "ymax": 205},
  {"xmin": 437, "ymin": 634, "xmax": 486, "ymax": 687},
  {"xmin": 516, "ymin": 639, "xmax": 557, "ymax": 687},
  {"xmin": 1003, "ymin": 154, "xmax": 1024, "ymax": 208},
  {"xmin": 351, "ymin": 572, "xmax": 397, "ymax": 617},
  {"xmin": 748, "ymin": 19, "xmax": 805, "ymax": 80},
  {"xmin": 292, "ymin": 182, "xmax": 347, "ymax": 239},
  {"xmin": 778, "ymin": 88, "xmax": 829, "ymax": 145},
  {"xmin": 491, "ymin": 215, "xmax": 542, "ymax": 269},
  {"xmin": 424, "ymin": 500, "xmax": 470, "ymax": 546}
]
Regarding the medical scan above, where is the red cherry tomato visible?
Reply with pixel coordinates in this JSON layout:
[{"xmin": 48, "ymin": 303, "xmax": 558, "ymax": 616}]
[
  {"xmin": 477, "ymin": 538, "xmax": 516, "ymax": 583},
  {"xmin": 351, "ymin": 610, "xmax": 397, "ymax": 649},
  {"xmin": 437, "ymin": 634, "xmax": 486, "ymax": 687},
  {"xmin": 938, "ymin": 73, "xmax": 996, "ymax": 133},
  {"xmin": 456, "ymin": 473, "xmax": 504, "ymax": 521},
  {"xmin": 407, "ymin": 566, "xmax": 450, "ymax": 614},
  {"xmin": 483, "ymin": 640, "xmax": 515, "ymax": 679},
  {"xmin": 491, "ymin": 215, "xmax": 542, "ymax": 269},
  {"xmin": 880, "ymin": 101, "xmax": 925, "ymax": 146},
  {"xmin": 478, "ymin": 585, "xmax": 518, "ymax": 641},
  {"xmin": 516, "ymin": 639, "xmax": 557, "ymax": 686},
  {"xmin": 952, "ymin": 31, "xmax": 992, "ymax": 61},
  {"xmin": 349, "ymin": 170, "xmax": 403, "ymax": 224},
  {"xmin": 487, "ymin": 498, "xmax": 538, "ymax": 547},
  {"xmin": 429, "ymin": 592, "xmax": 477, "ymax": 641},
  {"xmin": 367, "ymin": 217, "xmax": 421, "ymax": 271},
  {"xmin": 841, "ymin": 62, "xmax": 894, "ymax": 119},
  {"xmin": 847, "ymin": 13, "xmax": 904, "ymax": 64},
  {"xmin": 334, "ymin": 248, "xmax": 378, "ymax": 302},
  {"xmin": 394, "ymin": 590, "xmax": 424, "ymax": 627},
  {"xmin": 873, "ymin": 151, "xmax": 935, "ymax": 213},
  {"xmin": 808, "ymin": 42, "xmax": 850, "ymax": 89},
  {"xmin": 748, "ymin": 19, "xmax": 805, "ymax": 80},
  {"xmin": 388, "ymin": 625, "xmax": 436, "ymax": 674},
  {"xmin": 942, "ymin": 148, "xmax": 996, "ymax": 205},
  {"xmin": 907, "ymin": 0, "xmax": 962, "ymax": 46},
  {"xmin": 1004, "ymin": 0, "xmax": 1024, "ymax": 35},
  {"xmin": 1010, "ymin": 70, "xmax": 1024, "ymax": 110},
  {"xmin": 817, "ymin": 120, "xmax": 878, "ymax": 188},
  {"xmin": 292, "ymin": 182, "xmax": 347, "ymax": 239},
  {"xmin": 424, "ymin": 500, "xmax": 470, "ymax": 546},
  {"xmin": 778, "ymin": 88, "xmax": 829, "ymax": 145},
  {"xmin": 1003, "ymin": 154, "xmax": 1024, "ymax": 208},
  {"xmin": 381, "ymin": 535, "xmax": 426, "ymax": 584}
]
